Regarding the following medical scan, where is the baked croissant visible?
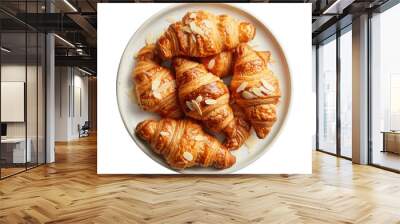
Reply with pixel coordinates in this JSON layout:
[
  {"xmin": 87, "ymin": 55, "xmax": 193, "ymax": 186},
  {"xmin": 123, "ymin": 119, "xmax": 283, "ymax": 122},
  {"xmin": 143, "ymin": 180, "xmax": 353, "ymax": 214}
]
[
  {"xmin": 157, "ymin": 10, "xmax": 255, "ymax": 60},
  {"xmin": 135, "ymin": 118, "xmax": 236, "ymax": 169},
  {"xmin": 199, "ymin": 50, "xmax": 270, "ymax": 78},
  {"xmin": 231, "ymin": 44, "xmax": 280, "ymax": 139},
  {"xmin": 199, "ymin": 51, "xmax": 233, "ymax": 78},
  {"xmin": 133, "ymin": 44, "xmax": 183, "ymax": 118},
  {"xmin": 223, "ymin": 99, "xmax": 251, "ymax": 150},
  {"xmin": 173, "ymin": 57, "xmax": 245, "ymax": 150}
]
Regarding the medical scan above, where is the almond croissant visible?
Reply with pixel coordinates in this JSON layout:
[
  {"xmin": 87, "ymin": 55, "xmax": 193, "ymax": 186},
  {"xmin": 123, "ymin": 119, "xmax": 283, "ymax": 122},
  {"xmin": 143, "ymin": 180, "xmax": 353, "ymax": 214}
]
[
  {"xmin": 173, "ymin": 57, "xmax": 245, "ymax": 150},
  {"xmin": 231, "ymin": 44, "xmax": 280, "ymax": 139},
  {"xmin": 223, "ymin": 99, "xmax": 251, "ymax": 150},
  {"xmin": 200, "ymin": 50, "xmax": 271, "ymax": 78},
  {"xmin": 133, "ymin": 44, "xmax": 183, "ymax": 118},
  {"xmin": 199, "ymin": 51, "xmax": 233, "ymax": 78},
  {"xmin": 135, "ymin": 118, "xmax": 236, "ymax": 169},
  {"xmin": 157, "ymin": 10, "xmax": 255, "ymax": 60}
]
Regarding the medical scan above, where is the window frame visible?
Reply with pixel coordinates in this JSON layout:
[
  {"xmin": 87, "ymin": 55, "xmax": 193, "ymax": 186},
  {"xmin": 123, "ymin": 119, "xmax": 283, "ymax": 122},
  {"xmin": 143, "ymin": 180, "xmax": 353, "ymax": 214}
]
[
  {"xmin": 367, "ymin": 1, "xmax": 400, "ymax": 173},
  {"xmin": 315, "ymin": 24, "xmax": 353, "ymax": 161}
]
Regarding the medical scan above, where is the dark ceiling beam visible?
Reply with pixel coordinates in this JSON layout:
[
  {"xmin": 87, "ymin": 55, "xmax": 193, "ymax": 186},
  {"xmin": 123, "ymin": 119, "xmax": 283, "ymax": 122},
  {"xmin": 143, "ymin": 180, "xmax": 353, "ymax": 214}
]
[
  {"xmin": 67, "ymin": 13, "xmax": 97, "ymax": 39},
  {"xmin": 311, "ymin": 0, "xmax": 355, "ymax": 35},
  {"xmin": 322, "ymin": 0, "xmax": 356, "ymax": 14},
  {"xmin": 55, "ymin": 55, "xmax": 96, "ymax": 70},
  {"xmin": 13, "ymin": 13, "xmax": 83, "ymax": 32},
  {"xmin": 55, "ymin": 47, "xmax": 97, "ymax": 57},
  {"xmin": 312, "ymin": 15, "xmax": 335, "ymax": 33},
  {"xmin": 52, "ymin": 0, "xmax": 97, "ymax": 45},
  {"xmin": 0, "ymin": 8, "xmax": 38, "ymax": 31},
  {"xmin": 86, "ymin": 0, "xmax": 97, "ymax": 12},
  {"xmin": 312, "ymin": 14, "xmax": 352, "ymax": 44}
]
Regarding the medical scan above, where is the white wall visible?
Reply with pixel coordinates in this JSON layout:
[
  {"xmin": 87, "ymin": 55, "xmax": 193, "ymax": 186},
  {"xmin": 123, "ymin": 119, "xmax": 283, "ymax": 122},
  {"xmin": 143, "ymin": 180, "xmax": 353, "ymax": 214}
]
[
  {"xmin": 71, "ymin": 73, "xmax": 89, "ymax": 138},
  {"xmin": 312, "ymin": 45, "xmax": 317, "ymax": 149},
  {"xmin": 55, "ymin": 67, "xmax": 89, "ymax": 141},
  {"xmin": 55, "ymin": 66, "xmax": 70, "ymax": 141},
  {"xmin": 1, "ymin": 64, "xmax": 40, "ymax": 138},
  {"xmin": 1, "ymin": 65, "xmax": 26, "ymax": 139}
]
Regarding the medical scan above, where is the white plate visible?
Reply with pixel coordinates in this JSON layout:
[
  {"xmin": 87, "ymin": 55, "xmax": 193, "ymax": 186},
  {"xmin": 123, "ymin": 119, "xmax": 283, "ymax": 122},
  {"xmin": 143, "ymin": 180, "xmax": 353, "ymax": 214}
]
[{"xmin": 117, "ymin": 3, "xmax": 291, "ymax": 174}]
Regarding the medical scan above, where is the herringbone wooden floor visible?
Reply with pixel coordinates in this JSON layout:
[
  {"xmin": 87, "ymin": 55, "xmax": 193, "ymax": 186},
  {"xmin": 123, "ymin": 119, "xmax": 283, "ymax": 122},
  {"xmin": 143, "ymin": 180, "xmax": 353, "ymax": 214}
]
[{"xmin": 1, "ymin": 134, "xmax": 400, "ymax": 224}]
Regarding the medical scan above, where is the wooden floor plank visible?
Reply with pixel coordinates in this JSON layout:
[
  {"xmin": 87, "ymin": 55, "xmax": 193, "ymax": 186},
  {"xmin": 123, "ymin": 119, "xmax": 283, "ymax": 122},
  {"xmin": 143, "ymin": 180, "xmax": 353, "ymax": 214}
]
[{"xmin": 1, "ymin": 134, "xmax": 400, "ymax": 223}]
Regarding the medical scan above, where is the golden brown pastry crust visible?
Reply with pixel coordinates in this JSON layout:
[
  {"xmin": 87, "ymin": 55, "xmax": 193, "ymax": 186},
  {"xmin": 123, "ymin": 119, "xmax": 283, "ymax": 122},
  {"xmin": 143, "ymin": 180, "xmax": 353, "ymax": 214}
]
[
  {"xmin": 200, "ymin": 50, "xmax": 270, "ymax": 78},
  {"xmin": 173, "ymin": 57, "xmax": 233, "ymax": 131},
  {"xmin": 135, "ymin": 118, "xmax": 236, "ymax": 169},
  {"xmin": 157, "ymin": 10, "xmax": 255, "ymax": 60},
  {"xmin": 231, "ymin": 44, "xmax": 280, "ymax": 139},
  {"xmin": 173, "ymin": 57, "xmax": 247, "ymax": 150},
  {"xmin": 133, "ymin": 44, "xmax": 183, "ymax": 118},
  {"xmin": 199, "ymin": 50, "xmax": 233, "ymax": 78},
  {"xmin": 223, "ymin": 99, "xmax": 251, "ymax": 150}
]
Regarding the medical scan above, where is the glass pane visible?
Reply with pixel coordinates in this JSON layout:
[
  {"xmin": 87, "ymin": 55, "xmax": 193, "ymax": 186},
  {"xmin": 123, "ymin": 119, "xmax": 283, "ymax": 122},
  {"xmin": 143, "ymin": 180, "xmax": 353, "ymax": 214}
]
[
  {"xmin": 318, "ymin": 37, "xmax": 337, "ymax": 154},
  {"xmin": 1, "ymin": 31, "xmax": 27, "ymax": 177},
  {"xmin": 38, "ymin": 33, "xmax": 45, "ymax": 165},
  {"xmin": 340, "ymin": 29, "xmax": 352, "ymax": 158},
  {"xmin": 371, "ymin": 4, "xmax": 400, "ymax": 171},
  {"xmin": 27, "ymin": 31, "xmax": 38, "ymax": 169},
  {"xmin": 25, "ymin": 0, "xmax": 38, "ymax": 169}
]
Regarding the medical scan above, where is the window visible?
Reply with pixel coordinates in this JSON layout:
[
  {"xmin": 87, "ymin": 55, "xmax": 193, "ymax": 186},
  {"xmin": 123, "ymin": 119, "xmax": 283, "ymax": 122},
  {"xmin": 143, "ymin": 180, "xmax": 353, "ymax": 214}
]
[
  {"xmin": 340, "ymin": 28, "xmax": 352, "ymax": 158},
  {"xmin": 318, "ymin": 36, "xmax": 337, "ymax": 154},
  {"xmin": 0, "ymin": 1, "xmax": 46, "ymax": 179},
  {"xmin": 371, "ymin": 3, "xmax": 400, "ymax": 171}
]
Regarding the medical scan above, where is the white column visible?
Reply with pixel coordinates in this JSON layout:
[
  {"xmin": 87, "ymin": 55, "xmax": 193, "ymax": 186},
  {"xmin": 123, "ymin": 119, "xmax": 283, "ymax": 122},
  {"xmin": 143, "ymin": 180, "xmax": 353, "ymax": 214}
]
[
  {"xmin": 352, "ymin": 14, "xmax": 369, "ymax": 164},
  {"xmin": 46, "ymin": 32, "xmax": 55, "ymax": 163}
]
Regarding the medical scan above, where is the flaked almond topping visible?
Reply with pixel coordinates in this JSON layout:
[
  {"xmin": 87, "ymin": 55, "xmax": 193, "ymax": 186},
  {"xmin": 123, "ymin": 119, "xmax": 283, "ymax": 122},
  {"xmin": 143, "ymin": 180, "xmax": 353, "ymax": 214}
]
[
  {"xmin": 259, "ymin": 86, "xmax": 272, "ymax": 95},
  {"xmin": 258, "ymin": 86, "xmax": 271, "ymax": 95},
  {"xmin": 151, "ymin": 77, "xmax": 161, "ymax": 91},
  {"xmin": 236, "ymin": 81, "xmax": 248, "ymax": 93},
  {"xmin": 191, "ymin": 100, "xmax": 202, "ymax": 116},
  {"xmin": 207, "ymin": 58, "xmax": 216, "ymax": 70},
  {"xmin": 181, "ymin": 26, "xmax": 192, "ymax": 33},
  {"xmin": 194, "ymin": 135, "xmax": 204, "ymax": 141},
  {"xmin": 205, "ymin": 99, "xmax": 217, "ymax": 105},
  {"xmin": 196, "ymin": 95, "xmax": 203, "ymax": 103},
  {"xmin": 186, "ymin": 101, "xmax": 194, "ymax": 111},
  {"xmin": 183, "ymin": 151, "xmax": 193, "ymax": 161},
  {"xmin": 153, "ymin": 91, "xmax": 162, "ymax": 99},
  {"xmin": 158, "ymin": 82, "xmax": 170, "ymax": 94},
  {"xmin": 189, "ymin": 21, "xmax": 205, "ymax": 36},
  {"xmin": 142, "ymin": 71, "xmax": 153, "ymax": 77},
  {"xmin": 202, "ymin": 20, "xmax": 213, "ymax": 29},
  {"xmin": 250, "ymin": 87, "xmax": 264, "ymax": 97},
  {"xmin": 189, "ymin": 13, "xmax": 197, "ymax": 19},
  {"xmin": 160, "ymin": 131, "xmax": 169, "ymax": 136},
  {"xmin": 242, "ymin": 90, "xmax": 256, "ymax": 99},
  {"xmin": 261, "ymin": 79, "xmax": 275, "ymax": 92},
  {"xmin": 225, "ymin": 21, "xmax": 235, "ymax": 36}
]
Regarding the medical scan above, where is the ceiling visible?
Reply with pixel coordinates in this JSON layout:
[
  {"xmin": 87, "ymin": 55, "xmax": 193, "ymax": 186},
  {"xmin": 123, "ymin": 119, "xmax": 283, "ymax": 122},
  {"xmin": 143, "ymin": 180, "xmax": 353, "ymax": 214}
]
[{"xmin": 0, "ymin": 0, "xmax": 394, "ymax": 73}]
